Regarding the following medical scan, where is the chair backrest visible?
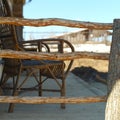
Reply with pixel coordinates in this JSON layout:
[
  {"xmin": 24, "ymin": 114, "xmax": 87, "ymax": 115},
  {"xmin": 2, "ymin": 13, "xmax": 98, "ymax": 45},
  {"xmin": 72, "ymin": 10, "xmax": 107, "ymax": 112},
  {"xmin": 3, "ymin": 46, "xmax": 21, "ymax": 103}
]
[
  {"xmin": 0, "ymin": 0, "xmax": 19, "ymax": 50},
  {"xmin": 0, "ymin": 0, "xmax": 21, "ymax": 76}
]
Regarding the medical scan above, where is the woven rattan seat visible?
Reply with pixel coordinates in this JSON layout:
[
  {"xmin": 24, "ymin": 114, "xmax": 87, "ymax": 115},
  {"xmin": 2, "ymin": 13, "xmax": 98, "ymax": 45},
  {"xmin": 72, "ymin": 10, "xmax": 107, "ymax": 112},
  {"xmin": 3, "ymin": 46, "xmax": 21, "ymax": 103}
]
[
  {"xmin": 0, "ymin": 0, "xmax": 75, "ymax": 113},
  {"xmin": 22, "ymin": 59, "xmax": 65, "ymax": 78}
]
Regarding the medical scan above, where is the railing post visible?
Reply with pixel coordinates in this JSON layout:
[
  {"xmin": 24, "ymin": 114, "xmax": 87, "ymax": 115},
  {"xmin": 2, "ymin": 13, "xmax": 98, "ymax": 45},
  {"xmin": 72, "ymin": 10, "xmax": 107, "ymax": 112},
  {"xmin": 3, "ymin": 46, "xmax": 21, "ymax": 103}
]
[{"xmin": 105, "ymin": 19, "xmax": 120, "ymax": 120}]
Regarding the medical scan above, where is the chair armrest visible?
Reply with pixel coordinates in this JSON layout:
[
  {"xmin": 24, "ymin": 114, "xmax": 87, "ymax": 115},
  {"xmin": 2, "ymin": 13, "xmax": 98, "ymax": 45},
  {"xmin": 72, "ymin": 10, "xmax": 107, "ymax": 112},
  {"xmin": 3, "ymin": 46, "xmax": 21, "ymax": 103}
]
[
  {"xmin": 20, "ymin": 38, "xmax": 75, "ymax": 53},
  {"xmin": 20, "ymin": 39, "xmax": 50, "ymax": 52},
  {"xmin": 21, "ymin": 38, "xmax": 75, "ymax": 79}
]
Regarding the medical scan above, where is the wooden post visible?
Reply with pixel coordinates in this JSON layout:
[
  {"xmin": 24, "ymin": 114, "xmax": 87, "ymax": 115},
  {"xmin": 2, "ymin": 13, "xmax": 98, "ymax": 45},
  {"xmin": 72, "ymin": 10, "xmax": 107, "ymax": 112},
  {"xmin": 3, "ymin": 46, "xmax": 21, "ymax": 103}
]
[
  {"xmin": 12, "ymin": 0, "xmax": 24, "ymax": 41},
  {"xmin": 105, "ymin": 19, "xmax": 120, "ymax": 120}
]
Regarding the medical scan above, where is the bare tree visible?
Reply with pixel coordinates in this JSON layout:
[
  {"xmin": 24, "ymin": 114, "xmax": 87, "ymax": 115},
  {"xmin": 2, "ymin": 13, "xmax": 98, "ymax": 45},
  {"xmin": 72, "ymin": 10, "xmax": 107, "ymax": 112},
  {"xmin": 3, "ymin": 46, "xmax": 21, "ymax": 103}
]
[{"xmin": 105, "ymin": 19, "xmax": 120, "ymax": 120}]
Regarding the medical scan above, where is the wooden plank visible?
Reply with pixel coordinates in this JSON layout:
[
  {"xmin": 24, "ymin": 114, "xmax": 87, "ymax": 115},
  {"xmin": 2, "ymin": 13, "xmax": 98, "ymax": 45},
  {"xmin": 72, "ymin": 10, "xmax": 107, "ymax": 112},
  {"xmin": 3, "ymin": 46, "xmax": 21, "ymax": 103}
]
[
  {"xmin": 0, "ymin": 17, "xmax": 113, "ymax": 30},
  {"xmin": 0, "ymin": 50, "xmax": 109, "ymax": 60},
  {"xmin": 0, "ymin": 96, "xmax": 106, "ymax": 104}
]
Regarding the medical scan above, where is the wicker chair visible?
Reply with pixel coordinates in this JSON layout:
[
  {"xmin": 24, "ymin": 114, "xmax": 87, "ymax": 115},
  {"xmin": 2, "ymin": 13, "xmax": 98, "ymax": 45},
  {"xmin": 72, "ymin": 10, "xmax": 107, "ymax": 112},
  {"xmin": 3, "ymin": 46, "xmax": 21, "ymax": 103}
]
[{"xmin": 0, "ymin": 0, "xmax": 74, "ymax": 113}]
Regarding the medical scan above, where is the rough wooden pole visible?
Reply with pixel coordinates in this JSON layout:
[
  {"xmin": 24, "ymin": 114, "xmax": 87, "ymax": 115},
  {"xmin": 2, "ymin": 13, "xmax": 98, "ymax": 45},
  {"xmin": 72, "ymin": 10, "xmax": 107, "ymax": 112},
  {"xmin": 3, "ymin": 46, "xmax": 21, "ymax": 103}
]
[
  {"xmin": 105, "ymin": 19, "xmax": 120, "ymax": 120},
  {"xmin": 0, "ymin": 50, "xmax": 109, "ymax": 60},
  {"xmin": 0, "ymin": 96, "xmax": 106, "ymax": 104},
  {"xmin": 0, "ymin": 17, "xmax": 113, "ymax": 30},
  {"xmin": 12, "ymin": 0, "xmax": 24, "ymax": 41}
]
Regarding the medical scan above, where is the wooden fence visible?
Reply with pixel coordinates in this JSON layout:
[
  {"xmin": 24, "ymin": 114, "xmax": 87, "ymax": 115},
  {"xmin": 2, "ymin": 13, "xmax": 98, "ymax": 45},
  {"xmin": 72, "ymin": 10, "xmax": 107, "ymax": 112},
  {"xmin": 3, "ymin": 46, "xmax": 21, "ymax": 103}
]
[{"xmin": 0, "ymin": 17, "xmax": 111, "ymax": 104}]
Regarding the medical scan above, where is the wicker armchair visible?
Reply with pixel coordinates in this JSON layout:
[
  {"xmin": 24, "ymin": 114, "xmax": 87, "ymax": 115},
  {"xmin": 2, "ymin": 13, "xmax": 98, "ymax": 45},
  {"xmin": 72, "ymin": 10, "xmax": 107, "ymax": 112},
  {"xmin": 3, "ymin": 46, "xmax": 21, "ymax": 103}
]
[{"xmin": 0, "ymin": 0, "xmax": 74, "ymax": 113}]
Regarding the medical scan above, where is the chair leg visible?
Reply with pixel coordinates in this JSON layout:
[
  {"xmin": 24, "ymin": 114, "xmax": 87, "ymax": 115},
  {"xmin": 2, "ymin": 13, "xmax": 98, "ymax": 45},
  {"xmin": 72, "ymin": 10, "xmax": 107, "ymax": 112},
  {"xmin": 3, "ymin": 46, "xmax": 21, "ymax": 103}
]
[
  {"xmin": 8, "ymin": 93, "xmax": 17, "ymax": 113},
  {"xmin": 61, "ymin": 78, "xmax": 65, "ymax": 109},
  {"xmin": 0, "ymin": 72, "xmax": 4, "ymax": 85},
  {"xmin": 0, "ymin": 87, "xmax": 3, "ymax": 95},
  {"xmin": 8, "ymin": 80, "xmax": 19, "ymax": 113},
  {"xmin": 0, "ymin": 61, "xmax": 4, "ymax": 95},
  {"xmin": 0, "ymin": 74, "xmax": 9, "ymax": 87},
  {"xmin": 0, "ymin": 74, "xmax": 10, "ymax": 95},
  {"xmin": 39, "ymin": 70, "xmax": 42, "ymax": 96},
  {"xmin": 8, "ymin": 70, "xmax": 21, "ymax": 113},
  {"xmin": 8, "ymin": 78, "xmax": 18, "ymax": 113}
]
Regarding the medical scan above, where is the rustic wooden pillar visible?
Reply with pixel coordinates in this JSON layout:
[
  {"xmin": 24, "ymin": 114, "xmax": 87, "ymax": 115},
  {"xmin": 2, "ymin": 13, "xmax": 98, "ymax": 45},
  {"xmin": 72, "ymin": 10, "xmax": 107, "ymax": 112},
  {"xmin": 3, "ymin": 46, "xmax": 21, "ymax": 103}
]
[
  {"xmin": 12, "ymin": 0, "xmax": 23, "ymax": 17},
  {"xmin": 12, "ymin": 0, "xmax": 24, "ymax": 41},
  {"xmin": 105, "ymin": 19, "xmax": 120, "ymax": 120}
]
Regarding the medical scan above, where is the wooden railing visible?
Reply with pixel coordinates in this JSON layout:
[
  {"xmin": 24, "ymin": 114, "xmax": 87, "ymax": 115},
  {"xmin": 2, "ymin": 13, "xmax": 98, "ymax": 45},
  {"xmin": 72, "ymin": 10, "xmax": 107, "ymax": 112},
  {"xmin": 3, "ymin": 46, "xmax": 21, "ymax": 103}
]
[
  {"xmin": 0, "ymin": 17, "xmax": 111, "ymax": 60},
  {"xmin": 0, "ymin": 17, "xmax": 113, "ymax": 29},
  {"xmin": 0, "ymin": 17, "xmax": 111, "ymax": 104}
]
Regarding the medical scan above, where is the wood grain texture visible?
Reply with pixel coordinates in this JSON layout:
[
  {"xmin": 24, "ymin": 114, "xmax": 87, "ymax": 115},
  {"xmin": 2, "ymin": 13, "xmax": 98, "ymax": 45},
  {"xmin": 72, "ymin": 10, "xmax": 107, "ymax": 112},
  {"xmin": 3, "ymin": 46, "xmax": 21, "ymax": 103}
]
[
  {"xmin": 0, "ymin": 96, "xmax": 106, "ymax": 104},
  {"xmin": 0, "ymin": 17, "xmax": 113, "ymax": 30},
  {"xmin": 0, "ymin": 50, "xmax": 109, "ymax": 60}
]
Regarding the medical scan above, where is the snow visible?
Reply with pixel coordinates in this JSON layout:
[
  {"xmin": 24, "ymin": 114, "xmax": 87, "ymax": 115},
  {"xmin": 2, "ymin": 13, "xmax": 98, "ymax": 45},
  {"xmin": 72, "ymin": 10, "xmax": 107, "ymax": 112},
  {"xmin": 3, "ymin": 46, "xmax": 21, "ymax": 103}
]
[{"xmin": 73, "ymin": 44, "xmax": 110, "ymax": 53}]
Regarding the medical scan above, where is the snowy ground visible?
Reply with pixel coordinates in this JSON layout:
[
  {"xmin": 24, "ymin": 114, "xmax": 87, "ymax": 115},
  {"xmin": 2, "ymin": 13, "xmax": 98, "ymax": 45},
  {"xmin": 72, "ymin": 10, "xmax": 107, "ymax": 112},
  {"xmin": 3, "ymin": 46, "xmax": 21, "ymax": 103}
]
[{"xmin": 74, "ymin": 44, "xmax": 110, "ymax": 53}]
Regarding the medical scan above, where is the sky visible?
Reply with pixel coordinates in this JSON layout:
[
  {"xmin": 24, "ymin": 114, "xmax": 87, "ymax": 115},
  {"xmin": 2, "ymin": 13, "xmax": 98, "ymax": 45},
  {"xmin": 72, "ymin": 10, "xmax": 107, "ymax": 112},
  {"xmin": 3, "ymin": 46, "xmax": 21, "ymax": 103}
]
[{"xmin": 23, "ymin": 0, "xmax": 120, "ymax": 39}]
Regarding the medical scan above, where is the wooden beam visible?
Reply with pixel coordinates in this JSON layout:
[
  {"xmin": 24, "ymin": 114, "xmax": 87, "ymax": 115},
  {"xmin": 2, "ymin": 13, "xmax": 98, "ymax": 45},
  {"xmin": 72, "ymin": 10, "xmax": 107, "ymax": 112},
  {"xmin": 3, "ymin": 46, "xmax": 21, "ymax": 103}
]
[
  {"xmin": 0, "ymin": 50, "xmax": 109, "ymax": 60},
  {"xmin": 0, "ymin": 17, "xmax": 113, "ymax": 30},
  {"xmin": 0, "ymin": 96, "xmax": 106, "ymax": 104}
]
